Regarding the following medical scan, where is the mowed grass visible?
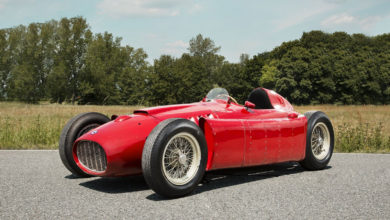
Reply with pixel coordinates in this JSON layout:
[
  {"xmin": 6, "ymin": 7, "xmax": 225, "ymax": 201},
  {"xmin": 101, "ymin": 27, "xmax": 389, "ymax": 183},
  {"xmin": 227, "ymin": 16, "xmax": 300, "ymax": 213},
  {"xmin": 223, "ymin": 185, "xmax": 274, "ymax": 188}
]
[{"xmin": 0, "ymin": 102, "xmax": 389, "ymax": 152}]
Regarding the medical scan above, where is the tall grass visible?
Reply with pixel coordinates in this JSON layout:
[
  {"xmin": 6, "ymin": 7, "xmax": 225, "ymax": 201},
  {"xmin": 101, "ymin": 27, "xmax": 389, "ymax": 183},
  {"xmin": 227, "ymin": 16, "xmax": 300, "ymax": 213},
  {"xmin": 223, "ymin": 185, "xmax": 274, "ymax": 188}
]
[
  {"xmin": 0, "ymin": 102, "xmax": 140, "ymax": 149},
  {"xmin": 0, "ymin": 102, "xmax": 389, "ymax": 152},
  {"xmin": 337, "ymin": 122, "xmax": 389, "ymax": 153},
  {"xmin": 0, "ymin": 114, "xmax": 63, "ymax": 149},
  {"xmin": 295, "ymin": 105, "xmax": 390, "ymax": 153}
]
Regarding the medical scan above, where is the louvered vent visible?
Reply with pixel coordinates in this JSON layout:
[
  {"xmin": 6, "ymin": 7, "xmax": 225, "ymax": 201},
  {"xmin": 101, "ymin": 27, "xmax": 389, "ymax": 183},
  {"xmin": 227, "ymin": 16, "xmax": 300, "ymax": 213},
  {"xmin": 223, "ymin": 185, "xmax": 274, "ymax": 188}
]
[{"xmin": 76, "ymin": 141, "xmax": 107, "ymax": 172}]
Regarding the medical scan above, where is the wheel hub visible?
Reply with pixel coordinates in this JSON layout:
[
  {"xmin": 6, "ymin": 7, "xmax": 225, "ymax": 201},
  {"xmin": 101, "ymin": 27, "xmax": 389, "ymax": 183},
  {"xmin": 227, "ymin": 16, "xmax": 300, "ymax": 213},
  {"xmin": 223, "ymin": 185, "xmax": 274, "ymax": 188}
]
[{"xmin": 178, "ymin": 153, "xmax": 187, "ymax": 165}]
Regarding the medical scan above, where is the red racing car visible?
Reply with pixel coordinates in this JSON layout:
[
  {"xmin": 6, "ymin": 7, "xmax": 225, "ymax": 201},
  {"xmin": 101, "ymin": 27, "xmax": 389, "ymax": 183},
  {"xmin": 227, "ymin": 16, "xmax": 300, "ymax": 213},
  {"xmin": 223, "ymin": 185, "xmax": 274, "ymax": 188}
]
[{"xmin": 59, "ymin": 88, "xmax": 334, "ymax": 198}]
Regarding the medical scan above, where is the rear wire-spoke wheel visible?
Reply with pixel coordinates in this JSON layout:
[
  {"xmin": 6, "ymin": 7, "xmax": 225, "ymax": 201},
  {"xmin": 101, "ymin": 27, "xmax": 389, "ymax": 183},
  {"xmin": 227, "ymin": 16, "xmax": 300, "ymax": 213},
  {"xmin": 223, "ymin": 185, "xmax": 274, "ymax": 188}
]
[
  {"xmin": 300, "ymin": 111, "xmax": 334, "ymax": 170},
  {"xmin": 311, "ymin": 122, "xmax": 330, "ymax": 160},
  {"xmin": 59, "ymin": 112, "xmax": 110, "ymax": 177},
  {"xmin": 142, "ymin": 118, "xmax": 207, "ymax": 198},
  {"xmin": 162, "ymin": 132, "xmax": 201, "ymax": 185}
]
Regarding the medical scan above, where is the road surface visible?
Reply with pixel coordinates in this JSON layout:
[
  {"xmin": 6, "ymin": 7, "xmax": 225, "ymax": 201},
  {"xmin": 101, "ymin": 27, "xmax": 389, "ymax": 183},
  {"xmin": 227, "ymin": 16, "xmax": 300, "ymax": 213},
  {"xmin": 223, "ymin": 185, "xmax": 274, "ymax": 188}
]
[{"xmin": 0, "ymin": 151, "xmax": 389, "ymax": 219}]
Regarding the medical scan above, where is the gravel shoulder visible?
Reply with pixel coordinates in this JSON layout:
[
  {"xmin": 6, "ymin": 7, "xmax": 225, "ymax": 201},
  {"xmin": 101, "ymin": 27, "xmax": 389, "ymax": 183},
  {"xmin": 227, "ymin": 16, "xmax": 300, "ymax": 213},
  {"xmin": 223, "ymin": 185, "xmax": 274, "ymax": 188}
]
[{"xmin": 0, "ymin": 151, "xmax": 389, "ymax": 219}]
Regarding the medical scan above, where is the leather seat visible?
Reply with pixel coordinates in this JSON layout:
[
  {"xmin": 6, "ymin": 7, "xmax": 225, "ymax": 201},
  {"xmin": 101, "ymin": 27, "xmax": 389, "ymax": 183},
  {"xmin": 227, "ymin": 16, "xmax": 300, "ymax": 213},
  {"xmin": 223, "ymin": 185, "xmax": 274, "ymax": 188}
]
[{"xmin": 247, "ymin": 88, "xmax": 273, "ymax": 109}]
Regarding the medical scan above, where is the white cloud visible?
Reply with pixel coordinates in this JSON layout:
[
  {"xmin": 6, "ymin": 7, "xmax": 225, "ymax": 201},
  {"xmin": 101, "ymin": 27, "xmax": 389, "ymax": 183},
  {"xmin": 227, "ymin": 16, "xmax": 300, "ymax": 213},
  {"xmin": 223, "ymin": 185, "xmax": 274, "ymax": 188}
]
[
  {"xmin": 0, "ymin": 0, "xmax": 9, "ymax": 10},
  {"xmin": 161, "ymin": 40, "xmax": 188, "ymax": 57},
  {"xmin": 166, "ymin": 40, "xmax": 188, "ymax": 48},
  {"xmin": 273, "ymin": 1, "xmax": 336, "ymax": 31},
  {"xmin": 323, "ymin": 0, "xmax": 350, "ymax": 4},
  {"xmin": 189, "ymin": 3, "xmax": 202, "ymax": 13},
  {"xmin": 321, "ymin": 13, "xmax": 382, "ymax": 30},
  {"xmin": 359, "ymin": 16, "xmax": 382, "ymax": 29},
  {"xmin": 97, "ymin": 0, "xmax": 199, "ymax": 17},
  {"xmin": 322, "ymin": 13, "xmax": 355, "ymax": 26}
]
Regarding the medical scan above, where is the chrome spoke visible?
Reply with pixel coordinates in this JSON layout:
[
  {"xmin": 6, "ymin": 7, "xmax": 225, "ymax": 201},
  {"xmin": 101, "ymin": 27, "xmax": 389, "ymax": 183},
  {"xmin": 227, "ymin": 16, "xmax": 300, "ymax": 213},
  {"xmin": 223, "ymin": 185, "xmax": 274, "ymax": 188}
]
[
  {"xmin": 161, "ymin": 132, "xmax": 201, "ymax": 185},
  {"xmin": 311, "ymin": 122, "xmax": 331, "ymax": 160}
]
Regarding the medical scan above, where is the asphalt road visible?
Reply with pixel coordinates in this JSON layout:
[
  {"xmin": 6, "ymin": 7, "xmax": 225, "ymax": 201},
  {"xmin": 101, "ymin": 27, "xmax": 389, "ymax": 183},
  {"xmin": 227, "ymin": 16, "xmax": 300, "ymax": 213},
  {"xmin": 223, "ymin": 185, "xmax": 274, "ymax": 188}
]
[{"xmin": 0, "ymin": 151, "xmax": 389, "ymax": 219}]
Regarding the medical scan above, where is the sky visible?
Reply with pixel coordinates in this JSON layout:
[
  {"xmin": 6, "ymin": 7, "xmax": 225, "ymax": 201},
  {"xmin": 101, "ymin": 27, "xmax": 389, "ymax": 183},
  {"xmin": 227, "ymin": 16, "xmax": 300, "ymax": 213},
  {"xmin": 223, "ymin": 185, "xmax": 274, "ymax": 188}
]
[{"xmin": 0, "ymin": 0, "xmax": 389, "ymax": 63}]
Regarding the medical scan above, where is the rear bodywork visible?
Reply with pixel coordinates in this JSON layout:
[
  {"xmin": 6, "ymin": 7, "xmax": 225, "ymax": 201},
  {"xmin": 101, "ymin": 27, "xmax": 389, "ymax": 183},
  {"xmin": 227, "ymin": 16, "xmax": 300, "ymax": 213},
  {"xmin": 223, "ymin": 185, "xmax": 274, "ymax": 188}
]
[{"xmin": 74, "ymin": 89, "xmax": 307, "ymax": 177}]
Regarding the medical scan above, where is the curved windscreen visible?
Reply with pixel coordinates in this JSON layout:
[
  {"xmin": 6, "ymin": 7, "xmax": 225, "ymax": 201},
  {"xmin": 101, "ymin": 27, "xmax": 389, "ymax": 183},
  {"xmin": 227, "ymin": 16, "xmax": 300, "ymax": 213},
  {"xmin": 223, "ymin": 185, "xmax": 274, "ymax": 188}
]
[{"xmin": 205, "ymin": 88, "xmax": 229, "ymax": 101}]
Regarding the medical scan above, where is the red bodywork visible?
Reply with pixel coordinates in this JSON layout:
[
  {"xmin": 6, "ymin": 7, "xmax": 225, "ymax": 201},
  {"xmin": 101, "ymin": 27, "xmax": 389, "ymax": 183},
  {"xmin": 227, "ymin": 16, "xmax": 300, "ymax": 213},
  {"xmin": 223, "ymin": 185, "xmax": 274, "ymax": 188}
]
[{"xmin": 74, "ymin": 89, "xmax": 307, "ymax": 177}]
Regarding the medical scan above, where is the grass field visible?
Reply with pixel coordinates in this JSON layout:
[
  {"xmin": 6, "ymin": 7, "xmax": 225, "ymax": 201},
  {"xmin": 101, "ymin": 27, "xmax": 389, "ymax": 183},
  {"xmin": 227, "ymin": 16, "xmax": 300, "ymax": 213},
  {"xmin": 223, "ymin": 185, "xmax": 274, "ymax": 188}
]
[
  {"xmin": 296, "ymin": 105, "xmax": 390, "ymax": 153},
  {"xmin": 0, "ymin": 102, "xmax": 389, "ymax": 152}
]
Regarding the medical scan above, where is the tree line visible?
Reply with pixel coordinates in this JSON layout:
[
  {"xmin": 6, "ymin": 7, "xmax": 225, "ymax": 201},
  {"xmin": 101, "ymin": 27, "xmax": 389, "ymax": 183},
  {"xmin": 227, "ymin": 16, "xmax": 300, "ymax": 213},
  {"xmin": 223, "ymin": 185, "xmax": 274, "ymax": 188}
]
[{"xmin": 0, "ymin": 17, "xmax": 389, "ymax": 105}]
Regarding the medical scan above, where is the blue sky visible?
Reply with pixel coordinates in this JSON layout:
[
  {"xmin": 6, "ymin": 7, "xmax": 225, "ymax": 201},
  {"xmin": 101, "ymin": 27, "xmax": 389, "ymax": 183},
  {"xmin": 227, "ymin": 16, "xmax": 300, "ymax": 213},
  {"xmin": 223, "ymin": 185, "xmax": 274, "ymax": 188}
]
[{"xmin": 0, "ymin": 0, "xmax": 389, "ymax": 62}]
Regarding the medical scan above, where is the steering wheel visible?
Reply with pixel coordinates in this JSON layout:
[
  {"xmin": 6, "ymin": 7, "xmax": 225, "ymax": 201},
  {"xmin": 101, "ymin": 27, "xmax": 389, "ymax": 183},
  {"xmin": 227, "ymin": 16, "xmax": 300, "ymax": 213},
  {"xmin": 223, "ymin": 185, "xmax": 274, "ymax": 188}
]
[{"xmin": 216, "ymin": 94, "xmax": 239, "ymax": 105}]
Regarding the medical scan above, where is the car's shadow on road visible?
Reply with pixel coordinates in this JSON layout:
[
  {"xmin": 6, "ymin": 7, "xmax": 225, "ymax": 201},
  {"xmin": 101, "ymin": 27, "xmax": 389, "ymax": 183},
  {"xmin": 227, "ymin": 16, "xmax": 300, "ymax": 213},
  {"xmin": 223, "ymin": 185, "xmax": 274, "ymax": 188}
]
[
  {"xmin": 76, "ymin": 162, "xmax": 331, "ymax": 198},
  {"xmin": 147, "ymin": 162, "xmax": 331, "ymax": 201},
  {"xmin": 78, "ymin": 175, "xmax": 148, "ymax": 193}
]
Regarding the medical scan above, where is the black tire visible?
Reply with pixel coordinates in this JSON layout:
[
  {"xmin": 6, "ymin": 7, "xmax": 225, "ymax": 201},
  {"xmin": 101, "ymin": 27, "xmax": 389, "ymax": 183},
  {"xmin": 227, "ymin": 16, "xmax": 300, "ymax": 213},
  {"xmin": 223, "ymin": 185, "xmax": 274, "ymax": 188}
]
[
  {"xmin": 300, "ymin": 111, "xmax": 334, "ymax": 170},
  {"xmin": 59, "ymin": 112, "xmax": 110, "ymax": 177},
  {"xmin": 142, "ymin": 118, "xmax": 208, "ymax": 198}
]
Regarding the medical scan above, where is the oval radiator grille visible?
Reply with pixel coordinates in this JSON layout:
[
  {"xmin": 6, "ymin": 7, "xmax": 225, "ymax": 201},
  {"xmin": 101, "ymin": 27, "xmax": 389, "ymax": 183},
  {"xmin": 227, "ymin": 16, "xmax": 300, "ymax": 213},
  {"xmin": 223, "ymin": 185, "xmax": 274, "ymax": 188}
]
[{"xmin": 76, "ymin": 141, "xmax": 107, "ymax": 172}]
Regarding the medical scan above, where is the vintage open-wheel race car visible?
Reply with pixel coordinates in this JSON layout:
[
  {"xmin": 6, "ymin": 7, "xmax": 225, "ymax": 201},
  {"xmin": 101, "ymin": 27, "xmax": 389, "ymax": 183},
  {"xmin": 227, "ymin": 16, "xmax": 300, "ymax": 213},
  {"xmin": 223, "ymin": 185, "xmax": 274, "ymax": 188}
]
[{"xmin": 59, "ymin": 88, "xmax": 334, "ymax": 198}]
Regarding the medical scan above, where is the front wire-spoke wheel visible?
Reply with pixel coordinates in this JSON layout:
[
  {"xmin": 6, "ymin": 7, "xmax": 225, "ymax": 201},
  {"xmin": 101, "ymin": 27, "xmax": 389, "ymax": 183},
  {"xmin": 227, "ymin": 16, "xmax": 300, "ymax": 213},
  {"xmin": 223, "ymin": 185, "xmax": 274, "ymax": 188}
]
[
  {"xmin": 162, "ymin": 132, "xmax": 201, "ymax": 185},
  {"xmin": 142, "ymin": 118, "xmax": 207, "ymax": 198}
]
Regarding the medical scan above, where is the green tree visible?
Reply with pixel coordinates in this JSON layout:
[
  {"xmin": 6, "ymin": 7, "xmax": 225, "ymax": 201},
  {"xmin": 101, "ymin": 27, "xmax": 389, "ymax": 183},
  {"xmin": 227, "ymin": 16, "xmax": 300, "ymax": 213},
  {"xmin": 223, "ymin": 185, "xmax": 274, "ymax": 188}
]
[
  {"xmin": 79, "ymin": 32, "xmax": 124, "ymax": 105},
  {"xmin": 8, "ymin": 64, "xmax": 38, "ymax": 103},
  {"xmin": 149, "ymin": 55, "xmax": 180, "ymax": 104},
  {"xmin": 214, "ymin": 62, "xmax": 247, "ymax": 103},
  {"xmin": 117, "ymin": 47, "xmax": 150, "ymax": 105},
  {"xmin": 2, "ymin": 19, "xmax": 390, "ymax": 105},
  {"xmin": 148, "ymin": 34, "xmax": 225, "ymax": 105},
  {"xmin": 188, "ymin": 34, "xmax": 221, "ymax": 57},
  {"xmin": 48, "ymin": 17, "xmax": 91, "ymax": 103},
  {"xmin": 8, "ymin": 23, "xmax": 48, "ymax": 103},
  {"xmin": 0, "ymin": 29, "xmax": 9, "ymax": 100},
  {"xmin": 259, "ymin": 60, "xmax": 279, "ymax": 89},
  {"xmin": 1, "ymin": 26, "xmax": 26, "ymax": 100},
  {"xmin": 241, "ymin": 52, "xmax": 269, "ymax": 99}
]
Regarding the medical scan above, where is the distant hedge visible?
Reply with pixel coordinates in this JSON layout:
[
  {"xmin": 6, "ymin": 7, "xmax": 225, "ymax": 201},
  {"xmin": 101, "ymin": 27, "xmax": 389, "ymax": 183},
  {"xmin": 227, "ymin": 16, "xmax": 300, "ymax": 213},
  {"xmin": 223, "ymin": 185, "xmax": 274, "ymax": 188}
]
[{"xmin": 1, "ymin": 17, "xmax": 389, "ymax": 105}]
